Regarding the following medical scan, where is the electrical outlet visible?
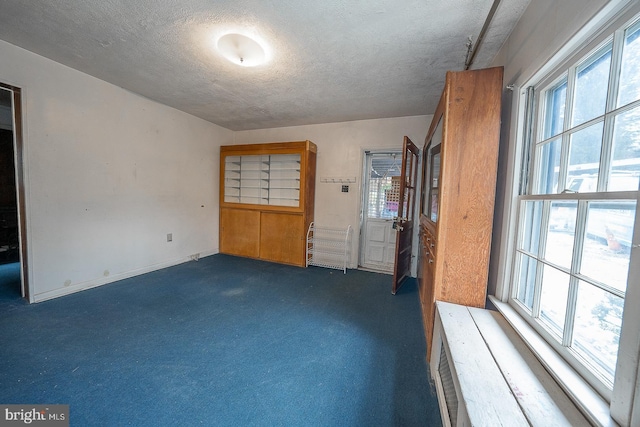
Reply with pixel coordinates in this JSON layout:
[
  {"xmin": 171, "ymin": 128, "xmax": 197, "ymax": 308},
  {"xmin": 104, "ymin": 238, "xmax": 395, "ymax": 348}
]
[{"xmin": 167, "ymin": 233, "xmax": 172, "ymax": 242}]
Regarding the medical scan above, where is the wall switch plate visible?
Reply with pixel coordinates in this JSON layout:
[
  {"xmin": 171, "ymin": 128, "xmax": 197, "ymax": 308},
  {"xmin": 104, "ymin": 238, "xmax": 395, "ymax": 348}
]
[{"xmin": 167, "ymin": 233, "xmax": 172, "ymax": 242}]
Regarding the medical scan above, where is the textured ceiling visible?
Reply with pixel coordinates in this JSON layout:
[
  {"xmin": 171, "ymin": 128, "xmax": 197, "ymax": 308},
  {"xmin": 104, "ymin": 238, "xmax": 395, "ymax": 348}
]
[{"xmin": 0, "ymin": 0, "xmax": 530, "ymax": 131}]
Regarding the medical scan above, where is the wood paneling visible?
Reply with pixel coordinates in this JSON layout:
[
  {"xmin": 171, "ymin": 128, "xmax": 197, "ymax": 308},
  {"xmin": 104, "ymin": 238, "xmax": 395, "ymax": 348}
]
[
  {"xmin": 418, "ymin": 67, "xmax": 503, "ymax": 359},
  {"xmin": 260, "ymin": 212, "xmax": 305, "ymax": 265},
  {"xmin": 220, "ymin": 208, "xmax": 261, "ymax": 258}
]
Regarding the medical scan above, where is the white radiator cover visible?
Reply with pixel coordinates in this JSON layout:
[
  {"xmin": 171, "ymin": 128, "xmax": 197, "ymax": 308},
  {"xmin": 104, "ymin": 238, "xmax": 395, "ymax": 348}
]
[
  {"xmin": 429, "ymin": 301, "xmax": 528, "ymax": 426},
  {"xmin": 429, "ymin": 301, "xmax": 590, "ymax": 427}
]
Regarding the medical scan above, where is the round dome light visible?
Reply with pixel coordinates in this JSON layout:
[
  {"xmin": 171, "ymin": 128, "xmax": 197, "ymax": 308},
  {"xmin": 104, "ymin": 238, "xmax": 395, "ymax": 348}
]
[{"xmin": 216, "ymin": 33, "xmax": 267, "ymax": 67}]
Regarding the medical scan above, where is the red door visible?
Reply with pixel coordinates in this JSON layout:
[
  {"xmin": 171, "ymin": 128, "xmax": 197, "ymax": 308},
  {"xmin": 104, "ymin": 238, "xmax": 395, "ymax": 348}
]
[{"xmin": 392, "ymin": 136, "xmax": 420, "ymax": 294}]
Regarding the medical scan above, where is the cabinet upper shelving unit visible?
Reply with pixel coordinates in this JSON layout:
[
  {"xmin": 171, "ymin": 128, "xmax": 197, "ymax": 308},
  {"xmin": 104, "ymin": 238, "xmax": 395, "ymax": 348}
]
[
  {"xmin": 220, "ymin": 141, "xmax": 315, "ymax": 212},
  {"xmin": 223, "ymin": 153, "xmax": 302, "ymax": 207}
]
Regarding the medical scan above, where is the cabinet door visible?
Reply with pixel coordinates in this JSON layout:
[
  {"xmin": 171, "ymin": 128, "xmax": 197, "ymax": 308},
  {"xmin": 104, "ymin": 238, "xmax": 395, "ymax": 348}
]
[
  {"xmin": 220, "ymin": 208, "xmax": 261, "ymax": 258},
  {"xmin": 259, "ymin": 212, "xmax": 305, "ymax": 266}
]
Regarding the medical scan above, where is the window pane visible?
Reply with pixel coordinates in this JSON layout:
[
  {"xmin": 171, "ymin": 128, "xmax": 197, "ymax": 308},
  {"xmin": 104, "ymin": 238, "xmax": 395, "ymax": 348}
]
[
  {"xmin": 520, "ymin": 201, "xmax": 543, "ymax": 254},
  {"xmin": 367, "ymin": 155, "xmax": 401, "ymax": 219},
  {"xmin": 566, "ymin": 122, "xmax": 604, "ymax": 192},
  {"xmin": 546, "ymin": 200, "xmax": 577, "ymax": 268},
  {"xmin": 572, "ymin": 281, "xmax": 623, "ymax": 384},
  {"xmin": 544, "ymin": 79, "xmax": 567, "ymax": 138},
  {"xmin": 581, "ymin": 200, "xmax": 636, "ymax": 293},
  {"xmin": 403, "ymin": 155, "xmax": 414, "ymax": 220},
  {"xmin": 610, "ymin": 106, "xmax": 640, "ymax": 191},
  {"xmin": 618, "ymin": 20, "xmax": 640, "ymax": 107},
  {"xmin": 572, "ymin": 45, "xmax": 612, "ymax": 126},
  {"xmin": 539, "ymin": 265, "xmax": 570, "ymax": 337},
  {"xmin": 535, "ymin": 138, "xmax": 561, "ymax": 194},
  {"xmin": 516, "ymin": 254, "xmax": 537, "ymax": 310},
  {"xmin": 367, "ymin": 176, "xmax": 397, "ymax": 218}
]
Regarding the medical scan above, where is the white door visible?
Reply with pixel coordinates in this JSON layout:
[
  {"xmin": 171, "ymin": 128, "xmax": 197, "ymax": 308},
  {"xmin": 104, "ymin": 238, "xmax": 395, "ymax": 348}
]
[{"xmin": 359, "ymin": 151, "xmax": 402, "ymax": 273}]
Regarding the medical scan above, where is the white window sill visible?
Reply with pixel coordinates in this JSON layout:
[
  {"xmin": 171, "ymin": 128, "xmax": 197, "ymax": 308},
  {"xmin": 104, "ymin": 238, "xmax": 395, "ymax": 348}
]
[{"xmin": 488, "ymin": 296, "xmax": 619, "ymax": 427}]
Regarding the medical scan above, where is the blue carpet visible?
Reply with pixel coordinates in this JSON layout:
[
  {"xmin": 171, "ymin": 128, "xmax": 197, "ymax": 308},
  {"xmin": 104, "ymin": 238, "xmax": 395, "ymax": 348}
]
[
  {"xmin": 0, "ymin": 262, "xmax": 23, "ymax": 312},
  {"xmin": 0, "ymin": 254, "xmax": 441, "ymax": 426}
]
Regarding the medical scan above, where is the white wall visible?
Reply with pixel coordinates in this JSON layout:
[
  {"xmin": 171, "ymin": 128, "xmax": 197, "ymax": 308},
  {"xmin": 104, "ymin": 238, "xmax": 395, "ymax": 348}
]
[
  {"xmin": 234, "ymin": 116, "xmax": 431, "ymax": 269},
  {"xmin": 0, "ymin": 40, "xmax": 234, "ymax": 302},
  {"xmin": 487, "ymin": 0, "xmax": 618, "ymax": 295}
]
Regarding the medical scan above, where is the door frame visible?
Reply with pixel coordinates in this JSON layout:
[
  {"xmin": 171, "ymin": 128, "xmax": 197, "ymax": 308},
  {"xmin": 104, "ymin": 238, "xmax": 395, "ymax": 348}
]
[{"xmin": 0, "ymin": 82, "xmax": 30, "ymax": 301}]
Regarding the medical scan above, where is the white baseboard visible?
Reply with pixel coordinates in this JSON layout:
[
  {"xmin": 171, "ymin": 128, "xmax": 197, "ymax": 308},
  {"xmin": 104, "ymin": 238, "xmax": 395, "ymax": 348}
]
[{"xmin": 31, "ymin": 249, "xmax": 219, "ymax": 303}]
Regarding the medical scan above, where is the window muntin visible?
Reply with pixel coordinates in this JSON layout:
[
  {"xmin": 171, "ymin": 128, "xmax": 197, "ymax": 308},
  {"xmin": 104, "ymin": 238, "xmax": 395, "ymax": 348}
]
[{"xmin": 512, "ymin": 15, "xmax": 640, "ymax": 393}]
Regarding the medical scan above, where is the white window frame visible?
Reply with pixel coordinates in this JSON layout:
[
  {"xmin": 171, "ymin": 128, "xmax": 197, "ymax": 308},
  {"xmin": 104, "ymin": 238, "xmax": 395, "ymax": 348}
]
[{"xmin": 494, "ymin": 1, "xmax": 640, "ymax": 425}]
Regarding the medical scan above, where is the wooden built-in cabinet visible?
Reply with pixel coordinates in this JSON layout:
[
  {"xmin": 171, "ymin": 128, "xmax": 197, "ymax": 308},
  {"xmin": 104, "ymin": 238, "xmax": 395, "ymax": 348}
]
[
  {"xmin": 219, "ymin": 141, "xmax": 316, "ymax": 267},
  {"xmin": 418, "ymin": 67, "xmax": 503, "ymax": 358}
]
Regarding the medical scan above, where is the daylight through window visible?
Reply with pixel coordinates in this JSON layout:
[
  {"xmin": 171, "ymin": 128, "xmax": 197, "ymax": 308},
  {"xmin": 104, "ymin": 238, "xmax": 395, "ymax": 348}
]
[{"xmin": 511, "ymin": 13, "xmax": 640, "ymax": 395}]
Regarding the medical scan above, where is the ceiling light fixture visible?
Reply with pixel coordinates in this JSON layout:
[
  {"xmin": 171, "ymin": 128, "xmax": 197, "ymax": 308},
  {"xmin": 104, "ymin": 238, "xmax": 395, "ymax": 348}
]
[{"xmin": 216, "ymin": 33, "xmax": 268, "ymax": 67}]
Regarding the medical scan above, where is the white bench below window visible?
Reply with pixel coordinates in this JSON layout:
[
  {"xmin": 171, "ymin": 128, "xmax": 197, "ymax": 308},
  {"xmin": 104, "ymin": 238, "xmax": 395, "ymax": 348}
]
[{"xmin": 430, "ymin": 301, "xmax": 593, "ymax": 426}]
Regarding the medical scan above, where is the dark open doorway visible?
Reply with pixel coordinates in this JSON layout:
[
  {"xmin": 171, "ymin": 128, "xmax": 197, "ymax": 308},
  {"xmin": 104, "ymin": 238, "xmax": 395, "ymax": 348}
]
[{"xmin": 0, "ymin": 83, "xmax": 28, "ymax": 302}]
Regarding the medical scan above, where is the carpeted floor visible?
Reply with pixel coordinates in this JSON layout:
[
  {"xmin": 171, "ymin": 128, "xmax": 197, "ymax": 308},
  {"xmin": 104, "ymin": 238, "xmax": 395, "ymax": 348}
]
[
  {"xmin": 0, "ymin": 261, "xmax": 23, "ymax": 311},
  {"xmin": 0, "ymin": 254, "xmax": 441, "ymax": 426}
]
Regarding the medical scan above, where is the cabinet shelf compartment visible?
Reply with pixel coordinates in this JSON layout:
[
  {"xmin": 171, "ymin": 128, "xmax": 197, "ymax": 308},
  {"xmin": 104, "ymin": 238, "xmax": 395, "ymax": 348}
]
[{"xmin": 306, "ymin": 222, "xmax": 352, "ymax": 274}]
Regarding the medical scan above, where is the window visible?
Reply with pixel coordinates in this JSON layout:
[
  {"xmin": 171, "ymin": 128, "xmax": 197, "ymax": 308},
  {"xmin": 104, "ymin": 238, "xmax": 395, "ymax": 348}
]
[
  {"xmin": 509, "ymin": 5, "xmax": 640, "ymax": 417},
  {"xmin": 365, "ymin": 153, "xmax": 402, "ymax": 220}
]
